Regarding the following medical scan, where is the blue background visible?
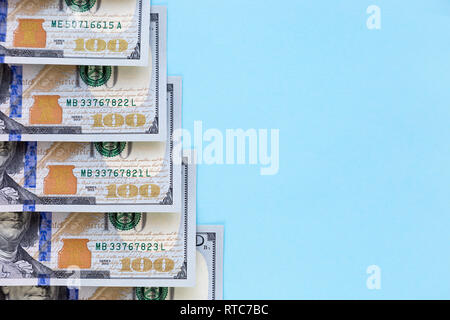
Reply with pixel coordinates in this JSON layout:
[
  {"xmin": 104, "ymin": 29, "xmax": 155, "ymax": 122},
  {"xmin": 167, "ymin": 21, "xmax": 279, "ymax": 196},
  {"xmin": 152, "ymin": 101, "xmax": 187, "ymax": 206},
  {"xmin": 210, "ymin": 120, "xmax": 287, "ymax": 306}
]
[{"xmin": 154, "ymin": 0, "xmax": 450, "ymax": 299}]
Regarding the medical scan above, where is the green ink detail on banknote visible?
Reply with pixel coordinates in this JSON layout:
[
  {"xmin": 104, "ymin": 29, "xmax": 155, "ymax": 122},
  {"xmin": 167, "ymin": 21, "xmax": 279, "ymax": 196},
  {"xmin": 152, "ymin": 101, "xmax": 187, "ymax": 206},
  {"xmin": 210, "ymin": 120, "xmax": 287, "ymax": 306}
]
[
  {"xmin": 135, "ymin": 287, "xmax": 168, "ymax": 300},
  {"xmin": 94, "ymin": 142, "xmax": 126, "ymax": 157},
  {"xmin": 65, "ymin": 0, "xmax": 97, "ymax": 12},
  {"xmin": 80, "ymin": 65, "xmax": 112, "ymax": 87},
  {"xmin": 108, "ymin": 213, "xmax": 141, "ymax": 231}
]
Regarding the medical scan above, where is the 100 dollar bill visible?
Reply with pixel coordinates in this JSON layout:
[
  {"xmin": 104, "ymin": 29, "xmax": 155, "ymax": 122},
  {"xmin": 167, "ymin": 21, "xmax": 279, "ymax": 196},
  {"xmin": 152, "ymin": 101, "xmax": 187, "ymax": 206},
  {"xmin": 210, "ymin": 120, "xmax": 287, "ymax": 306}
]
[
  {"xmin": 78, "ymin": 226, "xmax": 224, "ymax": 300},
  {"xmin": 0, "ymin": 0, "xmax": 150, "ymax": 66},
  {"xmin": 0, "ymin": 78, "xmax": 182, "ymax": 212},
  {"xmin": 0, "ymin": 6, "xmax": 167, "ymax": 141},
  {"xmin": 0, "ymin": 226, "xmax": 223, "ymax": 300},
  {"xmin": 0, "ymin": 156, "xmax": 195, "ymax": 287}
]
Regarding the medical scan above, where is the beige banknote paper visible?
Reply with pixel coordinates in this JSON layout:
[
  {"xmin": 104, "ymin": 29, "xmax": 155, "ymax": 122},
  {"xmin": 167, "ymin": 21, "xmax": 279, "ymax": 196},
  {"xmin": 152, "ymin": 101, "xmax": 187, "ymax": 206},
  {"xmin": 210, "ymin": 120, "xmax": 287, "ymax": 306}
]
[
  {"xmin": 0, "ymin": 6, "xmax": 167, "ymax": 142},
  {"xmin": 0, "ymin": 77, "xmax": 182, "ymax": 213},
  {"xmin": 0, "ymin": 155, "xmax": 196, "ymax": 287},
  {"xmin": 0, "ymin": 0, "xmax": 150, "ymax": 66},
  {"xmin": 78, "ymin": 226, "xmax": 224, "ymax": 300},
  {"xmin": 0, "ymin": 226, "xmax": 224, "ymax": 300}
]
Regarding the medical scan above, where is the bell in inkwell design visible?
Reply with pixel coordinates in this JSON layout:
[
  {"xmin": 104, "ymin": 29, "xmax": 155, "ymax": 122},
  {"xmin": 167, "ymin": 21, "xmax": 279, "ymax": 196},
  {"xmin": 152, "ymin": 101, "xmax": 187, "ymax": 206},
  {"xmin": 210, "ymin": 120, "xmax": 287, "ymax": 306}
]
[
  {"xmin": 44, "ymin": 165, "xmax": 77, "ymax": 195},
  {"xmin": 29, "ymin": 95, "xmax": 63, "ymax": 124},
  {"xmin": 58, "ymin": 239, "xmax": 92, "ymax": 269},
  {"xmin": 13, "ymin": 19, "xmax": 47, "ymax": 48}
]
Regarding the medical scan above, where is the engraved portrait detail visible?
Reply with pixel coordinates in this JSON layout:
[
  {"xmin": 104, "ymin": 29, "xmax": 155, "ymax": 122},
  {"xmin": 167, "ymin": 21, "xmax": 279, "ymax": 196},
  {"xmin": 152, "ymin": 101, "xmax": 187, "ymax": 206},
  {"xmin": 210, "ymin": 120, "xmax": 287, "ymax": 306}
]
[
  {"xmin": 0, "ymin": 212, "xmax": 52, "ymax": 279},
  {"xmin": 0, "ymin": 286, "xmax": 67, "ymax": 300},
  {"xmin": 0, "ymin": 64, "xmax": 26, "ymax": 133},
  {"xmin": 0, "ymin": 142, "xmax": 41, "ymax": 205}
]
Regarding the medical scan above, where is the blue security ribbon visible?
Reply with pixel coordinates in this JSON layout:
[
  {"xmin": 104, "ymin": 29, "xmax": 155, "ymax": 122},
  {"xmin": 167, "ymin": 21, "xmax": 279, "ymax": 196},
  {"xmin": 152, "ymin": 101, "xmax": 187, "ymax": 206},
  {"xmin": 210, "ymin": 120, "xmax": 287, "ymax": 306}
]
[
  {"xmin": 8, "ymin": 130, "xmax": 21, "ymax": 141},
  {"xmin": 37, "ymin": 212, "xmax": 52, "ymax": 286},
  {"xmin": 37, "ymin": 274, "xmax": 50, "ymax": 286},
  {"xmin": 0, "ymin": 0, "xmax": 7, "ymax": 44},
  {"xmin": 38, "ymin": 212, "xmax": 52, "ymax": 262},
  {"xmin": 9, "ymin": 65, "xmax": 23, "ymax": 118},
  {"xmin": 24, "ymin": 142, "xmax": 37, "ymax": 188},
  {"xmin": 23, "ymin": 201, "xmax": 35, "ymax": 212},
  {"xmin": 67, "ymin": 288, "xmax": 79, "ymax": 300}
]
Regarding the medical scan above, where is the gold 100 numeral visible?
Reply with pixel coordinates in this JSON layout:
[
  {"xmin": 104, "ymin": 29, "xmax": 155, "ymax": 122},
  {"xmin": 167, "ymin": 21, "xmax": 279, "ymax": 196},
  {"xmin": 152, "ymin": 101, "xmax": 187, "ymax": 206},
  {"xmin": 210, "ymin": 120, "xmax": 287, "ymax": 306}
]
[
  {"xmin": 93, "ymin": 113, "xmax": 146, "ymax": 128},
  {"xmin": 121, "ymin": 258, "xmax": 174, "ymax": 273},
  {"xmin": 106, "ymin": 184, "xmax": 161, "ymax": 199},
  {"xmin": 74, "ymin": 38, "xmax": 128, "ymax": 52}
]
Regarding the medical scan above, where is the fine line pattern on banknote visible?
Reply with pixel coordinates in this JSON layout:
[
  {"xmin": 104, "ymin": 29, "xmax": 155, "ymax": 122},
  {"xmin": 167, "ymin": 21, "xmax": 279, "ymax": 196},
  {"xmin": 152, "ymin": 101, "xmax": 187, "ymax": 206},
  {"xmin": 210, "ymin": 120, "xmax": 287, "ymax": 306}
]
[
  {"xmin": 0, "ymin": 0, "xmax": 150, "ymax": 66},
  {"xmin": 0, "ymin": 157, "xmax": 195, "ymax": 287},
  {"xmin": 196, "ymin": 225, "xmax": 224, "ymax": 300},
  {"xmin": 77, "ymin": 226, "xmax": 223, "ymax": 300},
  {"xmin": 0, "ymin": 73, "xmax": 181, "ymax": 213},
  {"xmin": 0, "ymin": 226, "xmax": 224, "ymax": 300},
  {"xmin": 0, "ymin": 6, "xmax": 167, "ymax": 142}
]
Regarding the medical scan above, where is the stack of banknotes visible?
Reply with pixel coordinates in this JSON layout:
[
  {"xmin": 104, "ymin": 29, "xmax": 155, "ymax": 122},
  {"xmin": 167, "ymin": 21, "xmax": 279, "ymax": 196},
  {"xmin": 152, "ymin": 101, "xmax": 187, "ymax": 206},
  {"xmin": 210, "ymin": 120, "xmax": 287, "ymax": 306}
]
[{"xmin": 0, "ymin": 1, "xmax": 223, "ymax": 300}]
